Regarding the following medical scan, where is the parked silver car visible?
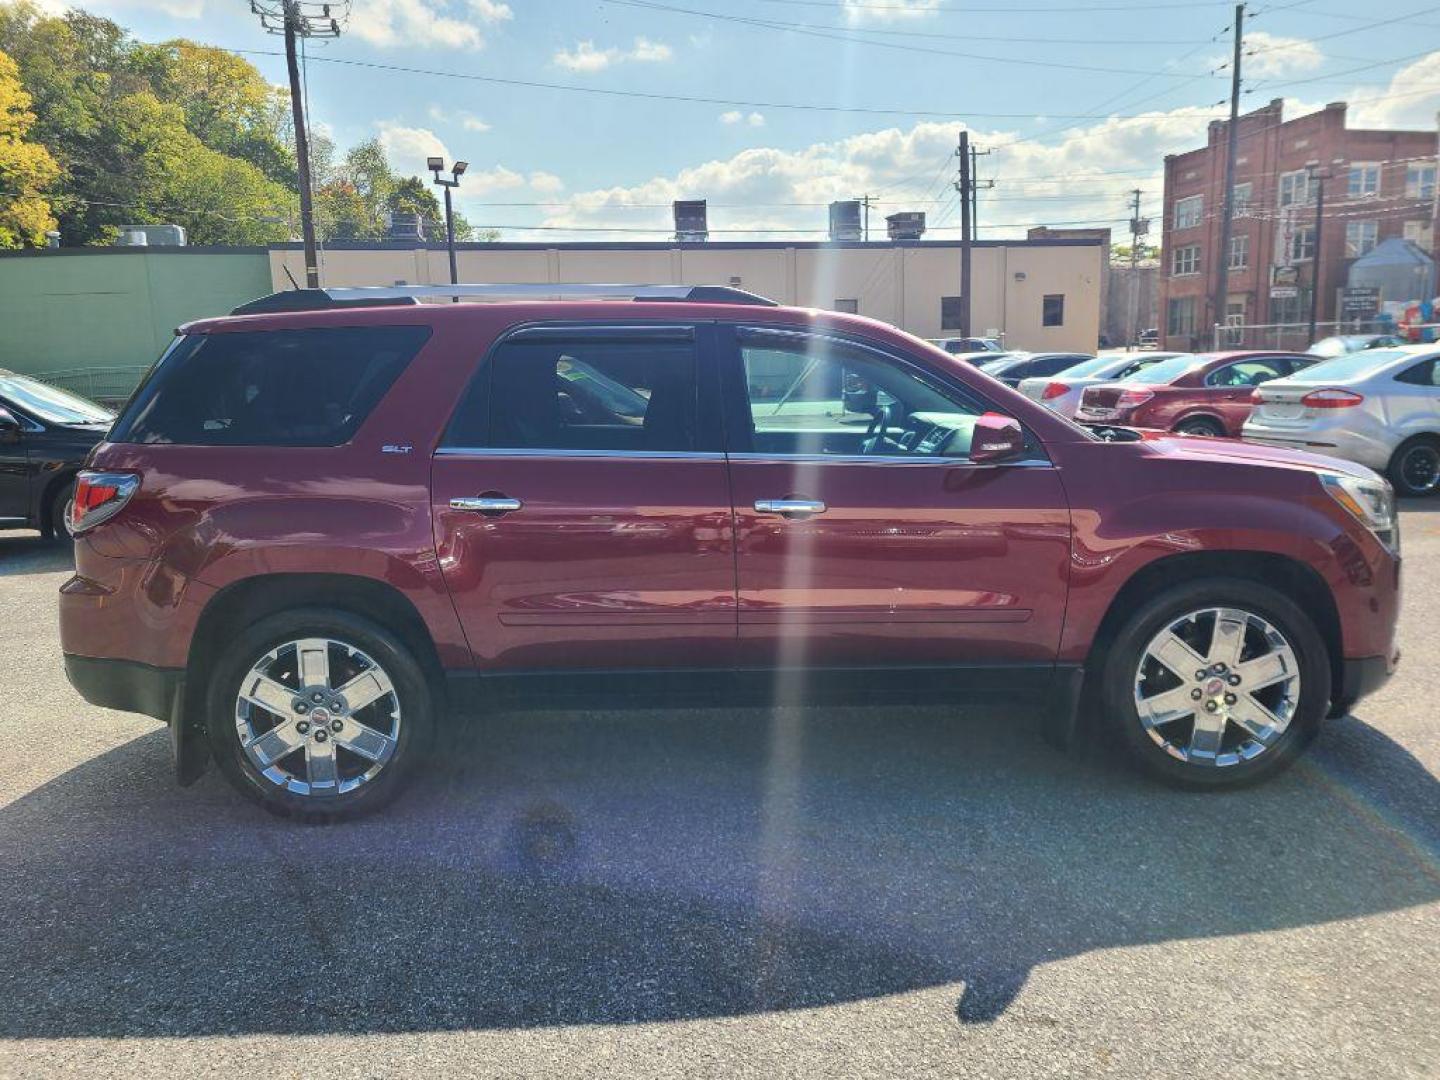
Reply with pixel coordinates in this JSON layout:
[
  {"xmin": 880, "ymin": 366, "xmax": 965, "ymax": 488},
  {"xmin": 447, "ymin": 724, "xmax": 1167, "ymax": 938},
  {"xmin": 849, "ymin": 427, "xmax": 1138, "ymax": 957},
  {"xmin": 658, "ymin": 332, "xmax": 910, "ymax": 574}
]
[
  {"xmin": 1243, "ymin": 345, "xmax": 1440, "ymax": 496},
  {"xmin": 1017, "ymin": 351, "xmax": 1192, "ymax": 418}
]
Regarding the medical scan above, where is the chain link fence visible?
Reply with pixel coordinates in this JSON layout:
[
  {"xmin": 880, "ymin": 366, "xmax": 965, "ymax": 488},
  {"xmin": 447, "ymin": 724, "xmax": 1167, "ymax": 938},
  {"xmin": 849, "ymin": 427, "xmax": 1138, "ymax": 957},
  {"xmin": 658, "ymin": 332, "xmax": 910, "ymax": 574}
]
[
  {"xmin": 1208, "ymin": 319, "xmax": 1390, "ymax": 352},
  {"xmin": 33, "ymin": 366, "xmax": 151, "ymax": 408}
]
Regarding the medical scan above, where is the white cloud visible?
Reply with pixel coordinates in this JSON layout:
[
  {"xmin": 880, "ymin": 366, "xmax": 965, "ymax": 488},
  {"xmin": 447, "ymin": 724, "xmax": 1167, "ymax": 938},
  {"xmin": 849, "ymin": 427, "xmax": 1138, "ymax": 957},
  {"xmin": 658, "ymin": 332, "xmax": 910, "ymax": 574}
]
[
  {"xmin": 529, "ymin": 171, "xmax": 566, "ymax": 194},
  {"xmin": 429, "ymin": 105, "xmax": 492, "ymax": 132},
  {"xmin": 376, "ymin": 122, "xmax": 450, "ymax": 172},
  {"xmin": 720, "ymin": 110, "xmax": 766, "ymax": 127},
  {"xmin": 1346, "ymin": 50, "xmax": 1440, "ymax": 128},
  {"xmin": 349, "ymin": 0, "xmax": 511, "ymax": 50},
  {"xmin": 537, "ymin": 107, "xmax": 1235, "ymax": 241},
  {"xmin": 842, "ymin": 0, "xmax": 940, "ymax": 24},
  {"xmin": 1220, "ymin": 30, "xmax": 1324, "ymax": 79},
  {"xmin": 553, "ymin": 37, "xmax": 674, "ymax": 73}
]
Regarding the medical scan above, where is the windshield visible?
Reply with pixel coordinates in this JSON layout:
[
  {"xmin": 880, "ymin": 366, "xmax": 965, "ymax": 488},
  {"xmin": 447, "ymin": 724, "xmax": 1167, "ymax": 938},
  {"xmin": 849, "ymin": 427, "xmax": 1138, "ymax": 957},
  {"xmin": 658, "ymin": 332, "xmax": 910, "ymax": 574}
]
[
  {"xmin": 979, "ymin": 357, "xmax": 1025, "ymax": 374},
  {"xmin": 1295, "ymin": 349, "xmax": 1417, "ymax": 382},
  {"xmin": 1049, "ymin": 355, "xmax": 1123, "ymax": 379},
  {"xmin": 1117, "ymin": 354, "xmax": 1198, "ymax": 384},
  {"xmin": 0, "ymin": 374, "xmax": 113, "ymax": 425}
]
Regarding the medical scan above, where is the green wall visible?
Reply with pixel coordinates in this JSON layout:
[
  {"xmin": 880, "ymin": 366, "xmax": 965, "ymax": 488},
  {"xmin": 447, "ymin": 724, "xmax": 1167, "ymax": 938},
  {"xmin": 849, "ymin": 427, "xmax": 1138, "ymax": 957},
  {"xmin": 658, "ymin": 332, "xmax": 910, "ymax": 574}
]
[{"xmin": 0, "ymin": 249, "xmax": 272, "ymax": 381}]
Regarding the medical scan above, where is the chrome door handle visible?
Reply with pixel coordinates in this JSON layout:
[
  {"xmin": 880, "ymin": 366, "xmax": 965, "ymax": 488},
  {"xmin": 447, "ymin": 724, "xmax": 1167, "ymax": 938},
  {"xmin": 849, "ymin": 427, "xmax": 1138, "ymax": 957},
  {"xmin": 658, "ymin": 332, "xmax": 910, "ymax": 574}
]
[
  {"xmin": 754, "ymin": 498, "xmax": 826, "ymax": 517},
  {"xmin": 451, "ymin": 496, "xmax": 523, "ymax": 514}
]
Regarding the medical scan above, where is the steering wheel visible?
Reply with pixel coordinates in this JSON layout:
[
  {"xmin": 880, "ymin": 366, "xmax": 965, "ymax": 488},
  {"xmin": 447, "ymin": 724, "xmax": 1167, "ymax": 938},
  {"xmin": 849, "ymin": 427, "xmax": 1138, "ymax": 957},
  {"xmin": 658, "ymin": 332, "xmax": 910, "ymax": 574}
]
[{"xmin": 863, "ymin": 401, "xmax": 900, "ymax": 455}]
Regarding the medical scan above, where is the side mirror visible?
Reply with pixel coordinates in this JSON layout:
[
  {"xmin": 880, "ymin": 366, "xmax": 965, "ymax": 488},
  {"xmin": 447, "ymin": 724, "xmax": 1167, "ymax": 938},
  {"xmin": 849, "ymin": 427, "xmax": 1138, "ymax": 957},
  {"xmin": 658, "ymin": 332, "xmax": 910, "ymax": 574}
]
[
  {"xmin": 0, "ymin": 407, "xmax": 19, "ymax": 443},
  {"xmin": 970, "ymin": 412, "xmax": 1026, "ymax": 465}
]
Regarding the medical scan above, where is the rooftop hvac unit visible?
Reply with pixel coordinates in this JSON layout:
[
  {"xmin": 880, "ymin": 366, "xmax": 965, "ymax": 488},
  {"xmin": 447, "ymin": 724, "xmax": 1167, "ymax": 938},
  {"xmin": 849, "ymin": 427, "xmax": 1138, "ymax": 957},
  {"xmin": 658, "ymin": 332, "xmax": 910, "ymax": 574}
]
[
  {"xmin": 115, "ymin": 224, "xmax": 187, "ymax": 247},
  {"xmin": 886, "ymin": 212, "xmax": 926, "ymax": 241},
  {"xmin": 829, "ymin": 200, "xmax": 862, "ymax": 241},
  {"xmin": 674, "ymin": 200, "xmax": 708, "ymax": 242},
  {"xmin": 386, "ymin": 212, "xmax": 426, "ymax": 243}
]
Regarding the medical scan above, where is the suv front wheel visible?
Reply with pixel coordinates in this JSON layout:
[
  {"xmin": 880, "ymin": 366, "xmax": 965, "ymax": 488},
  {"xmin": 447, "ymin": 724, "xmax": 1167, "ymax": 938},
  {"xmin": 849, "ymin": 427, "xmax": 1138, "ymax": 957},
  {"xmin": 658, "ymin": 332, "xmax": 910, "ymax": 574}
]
[
  {"xmin": 1099, "ymin": 578, "xmax": 1330, "ymax": 788},
  {"xmin": 206, "ymin": 608, "xmax": 434, "ymax": 821}
]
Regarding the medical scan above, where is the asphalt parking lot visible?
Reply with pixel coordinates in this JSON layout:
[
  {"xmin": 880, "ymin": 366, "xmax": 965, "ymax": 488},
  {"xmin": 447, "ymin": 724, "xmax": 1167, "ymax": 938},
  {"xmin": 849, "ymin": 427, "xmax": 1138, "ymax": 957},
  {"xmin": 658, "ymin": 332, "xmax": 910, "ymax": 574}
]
[{"xmin": 1, "ymin": 510, "xmax": 1437, "ymax": 1080}]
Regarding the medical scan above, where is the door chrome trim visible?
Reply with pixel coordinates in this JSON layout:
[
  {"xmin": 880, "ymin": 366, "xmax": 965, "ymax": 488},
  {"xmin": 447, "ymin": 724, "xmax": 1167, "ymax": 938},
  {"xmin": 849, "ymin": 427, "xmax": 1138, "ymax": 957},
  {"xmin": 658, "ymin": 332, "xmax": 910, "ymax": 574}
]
[
  {"xmin": 435, "ymin": 446, "xmax": 727, "ymax": 461},
  {"xmin": 727, "ymin": 452, "xmax": 1054, "ymax": 467},
  {"xmin": 754, "ymin": 498, "xmax": 827, "ymax": 515},
  {"xmin": 451, "ymin": 496, "xmax": 523, "ymax": 513}
]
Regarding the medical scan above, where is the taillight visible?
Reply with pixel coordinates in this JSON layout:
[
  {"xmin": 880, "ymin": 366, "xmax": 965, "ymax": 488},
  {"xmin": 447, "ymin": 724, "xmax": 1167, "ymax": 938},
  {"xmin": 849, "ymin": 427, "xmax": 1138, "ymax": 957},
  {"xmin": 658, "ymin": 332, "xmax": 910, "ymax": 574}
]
[
  {"xmin": 1116, "ymin": 389, "xmax": 1155, "ymax": 408},
  {"xmin": 1041, "ymin": 382, "xmax": 1070, "ymax": 400},
  {"xmin": 1300, "ymin": 388, "xmax": 1364, "ymax": 409},
  {"xmin": 69, "ymin": 470, "xmax": 140, "ymax": 535}
]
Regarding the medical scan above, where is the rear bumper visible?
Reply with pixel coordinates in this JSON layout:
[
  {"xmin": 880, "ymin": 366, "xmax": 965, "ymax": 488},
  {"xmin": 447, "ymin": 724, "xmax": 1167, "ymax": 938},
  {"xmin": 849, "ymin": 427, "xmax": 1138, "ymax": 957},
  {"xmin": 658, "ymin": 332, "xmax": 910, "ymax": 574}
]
[
  {"xmin": 64, "ymin": 653, "xmax": 181, "ymax": 723},
  {"xmin": 1242, "ymin": 425, "xmax": 1393, "ymax": 472}
]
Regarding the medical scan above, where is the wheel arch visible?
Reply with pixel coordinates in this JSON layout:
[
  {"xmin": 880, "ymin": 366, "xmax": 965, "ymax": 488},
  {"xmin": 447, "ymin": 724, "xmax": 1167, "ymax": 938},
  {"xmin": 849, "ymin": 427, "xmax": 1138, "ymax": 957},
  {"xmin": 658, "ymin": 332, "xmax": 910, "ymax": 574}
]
[
  {"xmin": 1083, "ymin": 550, "xmax": 1342, "ymax": 698},
  {"xmin": 35, "ymin": 467, "xmax": 79, "ymax": 535},
  {"xmin": 1169, "ymin": 410, "xmax": 1227, "ymax": 434},
  {"xmin": 186, "ymin": 573, "xmax": 448, "ymax": 706}
]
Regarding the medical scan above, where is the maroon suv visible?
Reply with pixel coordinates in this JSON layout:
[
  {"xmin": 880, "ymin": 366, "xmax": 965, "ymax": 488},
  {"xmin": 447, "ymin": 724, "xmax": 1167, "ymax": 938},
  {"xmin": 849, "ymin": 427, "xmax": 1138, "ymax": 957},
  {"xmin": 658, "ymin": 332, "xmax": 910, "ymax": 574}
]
[
  {"xmin": 1076, "ymin": 350, "xmax": 1317, "ymax": 436},
  {"xmin": 59, "ymin": 285, "xmax": 1400, "ymax": 820}
]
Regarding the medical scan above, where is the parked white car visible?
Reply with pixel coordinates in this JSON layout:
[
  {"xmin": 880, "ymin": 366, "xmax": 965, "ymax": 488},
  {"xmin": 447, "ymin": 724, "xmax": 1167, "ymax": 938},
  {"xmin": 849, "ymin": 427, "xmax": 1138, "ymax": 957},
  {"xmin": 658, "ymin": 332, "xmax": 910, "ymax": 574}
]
[
  {"xmin": 1243, "ymin": 345, "xmax": 1440, "ymax": 496},
  {"xmin": 1017, "ymin": 351, "xmax": 1192, "ymax": 418}
]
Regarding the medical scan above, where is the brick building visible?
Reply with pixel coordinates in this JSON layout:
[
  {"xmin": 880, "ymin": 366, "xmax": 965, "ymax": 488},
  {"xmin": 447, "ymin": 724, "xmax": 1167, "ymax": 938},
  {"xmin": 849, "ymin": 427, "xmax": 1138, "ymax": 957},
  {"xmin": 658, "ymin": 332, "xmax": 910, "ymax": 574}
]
[{"xmin": 1160, "ymin": 99, "xmax": 1438, "ymax": 350}]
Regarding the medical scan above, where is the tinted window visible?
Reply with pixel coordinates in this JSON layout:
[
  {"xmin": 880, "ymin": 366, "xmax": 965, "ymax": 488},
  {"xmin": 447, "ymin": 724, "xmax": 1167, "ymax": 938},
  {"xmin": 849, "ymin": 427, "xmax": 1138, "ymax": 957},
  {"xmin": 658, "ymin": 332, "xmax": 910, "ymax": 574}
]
[
  {"xmin": 1029, "ymin": 354, "xmax": 1088, "ymax": 377},
  {"xmin": 451, "ymin": 333, "xmax": 698, "ymax": 453},
  {"xmin": 1206, "ymin": 359, "xmax": 1288, "ymax": 387},
  {"xmin": 1396, "ymin": 359, "xmax": 1440, "ymax": 386},
  {"xmin": 113, "ymin": 326, "xmax": 429, "ymax": 447},
  {"xmin": 736, "ymin": 331, "xmax": 986, "ymax": 459}
]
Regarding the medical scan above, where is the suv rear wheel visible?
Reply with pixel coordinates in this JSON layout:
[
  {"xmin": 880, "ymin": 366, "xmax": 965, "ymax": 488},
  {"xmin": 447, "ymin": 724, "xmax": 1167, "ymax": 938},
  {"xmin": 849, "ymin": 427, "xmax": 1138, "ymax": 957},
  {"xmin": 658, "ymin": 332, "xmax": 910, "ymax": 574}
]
[
  {"xmin": 206, "ymin": 608, "xmax": 434, "ymax": 821},
  {"xmin": 1099, "ymin": 578, "xmax": 1329, "ymax": 788}
]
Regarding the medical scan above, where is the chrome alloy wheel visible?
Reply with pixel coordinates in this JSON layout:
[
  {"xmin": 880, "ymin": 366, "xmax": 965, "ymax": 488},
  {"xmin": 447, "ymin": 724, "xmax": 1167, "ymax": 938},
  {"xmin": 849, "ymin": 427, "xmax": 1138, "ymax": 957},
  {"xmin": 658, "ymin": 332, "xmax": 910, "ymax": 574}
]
[
  {"xmin": 234, "ymin": 638, "xmax": 402, "ymax": 797},
  {"xmin": 1132, "ymin": 607, "xmax": 1300, "ymax": 767}
]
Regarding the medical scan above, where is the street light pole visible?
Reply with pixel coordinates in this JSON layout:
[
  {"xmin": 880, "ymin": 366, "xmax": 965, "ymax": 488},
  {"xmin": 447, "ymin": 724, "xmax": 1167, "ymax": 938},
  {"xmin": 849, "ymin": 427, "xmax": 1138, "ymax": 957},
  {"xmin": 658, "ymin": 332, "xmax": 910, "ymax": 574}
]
[{"xmin": 429, "ymin": 157, "xmax": 468, "ymax": 294}]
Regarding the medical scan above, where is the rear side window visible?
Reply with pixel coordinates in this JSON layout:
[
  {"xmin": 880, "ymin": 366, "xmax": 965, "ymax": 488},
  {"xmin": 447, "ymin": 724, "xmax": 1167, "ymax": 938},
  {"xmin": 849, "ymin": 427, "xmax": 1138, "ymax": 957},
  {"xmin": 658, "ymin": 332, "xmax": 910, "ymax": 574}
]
[
  {"xmin": 112, "ymin": 326, "xmax": 430, "ymax": 447},
  {"xmin": 1396, "ymin": 358, "xmax": 1440, "ymax": 386},
  {"xmin": 445, "ymin": 330, "xmax": 698, "ymax": 453}
]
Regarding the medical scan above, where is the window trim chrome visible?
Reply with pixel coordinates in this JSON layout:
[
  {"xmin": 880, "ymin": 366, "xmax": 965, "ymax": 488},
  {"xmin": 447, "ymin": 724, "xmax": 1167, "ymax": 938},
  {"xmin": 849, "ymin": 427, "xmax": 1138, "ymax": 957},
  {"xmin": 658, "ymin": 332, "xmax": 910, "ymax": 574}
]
[{"xmin": 435, "ymin": 446, "xmax": 726, "ymax": 462}]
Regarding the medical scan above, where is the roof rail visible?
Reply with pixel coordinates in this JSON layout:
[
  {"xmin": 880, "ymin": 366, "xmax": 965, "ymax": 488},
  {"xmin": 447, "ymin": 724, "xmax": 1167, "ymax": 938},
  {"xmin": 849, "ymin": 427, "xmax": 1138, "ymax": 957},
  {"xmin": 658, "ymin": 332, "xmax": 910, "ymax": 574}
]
[{"xmin": 229, "ymin": 283, "xmax": 778, "ymax": 316}]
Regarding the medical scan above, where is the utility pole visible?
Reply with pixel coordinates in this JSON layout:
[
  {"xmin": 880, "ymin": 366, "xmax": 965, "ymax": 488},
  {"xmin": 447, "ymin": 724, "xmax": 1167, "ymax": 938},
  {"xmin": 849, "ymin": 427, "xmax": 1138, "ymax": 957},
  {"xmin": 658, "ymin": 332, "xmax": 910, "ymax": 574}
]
[
  {"xmin": 858, "ymin": 194, "xmax": 875, "ymax": 242},
  {"xmin": 1129, "ymin": 188, "xmax": 1145, "ymax": 347},
  {"xmin": 251, "ymin": 0, "xmax": 343, "ymax": 289},
  {"xmin": 956, "ymin": 130, "xmax": 972, "ymax": 336},
  {"xmin": 1211, "ymin": 2, "xmax": 1244, "ymax": 342},
  {"xmin": 1307, "ymin": 163, "xmax": 1331, "ymax": 345}
]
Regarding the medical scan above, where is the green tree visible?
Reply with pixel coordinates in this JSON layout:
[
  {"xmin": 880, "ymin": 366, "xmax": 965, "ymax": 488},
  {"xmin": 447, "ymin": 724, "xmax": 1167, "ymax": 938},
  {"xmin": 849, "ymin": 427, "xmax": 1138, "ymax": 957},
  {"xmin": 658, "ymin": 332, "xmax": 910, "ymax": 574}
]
[{"xmin": 0, "ymin": 46, "xmax": 58, "ymax": 247}]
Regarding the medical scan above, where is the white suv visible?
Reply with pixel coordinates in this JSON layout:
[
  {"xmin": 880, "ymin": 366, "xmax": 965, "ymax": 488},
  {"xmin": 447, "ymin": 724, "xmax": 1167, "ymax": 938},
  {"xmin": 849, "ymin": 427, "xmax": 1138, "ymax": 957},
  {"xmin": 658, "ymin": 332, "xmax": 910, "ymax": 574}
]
[{"xmin": 1244, "ymin": 345, "xmax": 1440, "ymax": 496}]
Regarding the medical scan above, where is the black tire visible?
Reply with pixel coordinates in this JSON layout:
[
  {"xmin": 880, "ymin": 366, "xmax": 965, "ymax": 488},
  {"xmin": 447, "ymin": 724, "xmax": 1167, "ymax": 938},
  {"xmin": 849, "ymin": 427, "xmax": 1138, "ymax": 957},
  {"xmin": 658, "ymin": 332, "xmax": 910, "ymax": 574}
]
[
  {"xmin": 47, "ymin": 481, "xmax": 74, "ymax": 541},
  {"xmin": 1098, "ymin": 577, "xmax": 1330, "ymax": 790},
  {"xmin": 206, "ymin": 607, "xmax": 435, "ymax": 822},
  {"xmin": 1386, "ymin": 436, "xmax": 1440, "ymax": 497},
  {"xmin": 1173, "ymin": 416, "xmax": 1225, "ymax": 437}
]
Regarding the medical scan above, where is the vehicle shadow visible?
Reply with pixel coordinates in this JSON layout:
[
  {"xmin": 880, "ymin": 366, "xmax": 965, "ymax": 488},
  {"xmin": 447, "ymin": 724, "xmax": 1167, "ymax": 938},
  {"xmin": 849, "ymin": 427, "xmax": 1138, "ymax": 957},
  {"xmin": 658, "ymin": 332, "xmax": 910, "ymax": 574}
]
[
  {"xmin": 0, "ymin": 532, "xmax": 72, "ymax": 576},
  {"xmin": 0, "ymin": 704, "xmax": 1435, "ymax": 1038}
]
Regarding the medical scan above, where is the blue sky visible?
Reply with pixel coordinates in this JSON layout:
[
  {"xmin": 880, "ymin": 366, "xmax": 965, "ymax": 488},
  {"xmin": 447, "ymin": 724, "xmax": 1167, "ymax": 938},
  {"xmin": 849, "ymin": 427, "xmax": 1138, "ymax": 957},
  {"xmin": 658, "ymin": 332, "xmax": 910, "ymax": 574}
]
[{"xmin": 38, "ymin": 0, "xmax": 1440, "ymax": 239}]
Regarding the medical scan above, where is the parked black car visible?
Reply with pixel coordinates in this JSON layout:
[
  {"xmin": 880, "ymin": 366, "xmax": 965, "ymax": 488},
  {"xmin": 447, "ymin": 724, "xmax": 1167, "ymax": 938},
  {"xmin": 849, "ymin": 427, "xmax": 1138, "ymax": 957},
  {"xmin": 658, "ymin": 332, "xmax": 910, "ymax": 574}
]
[
  {"xmin": 977, "ymin": 351, "xmax": 1093, "ymax": 389},
  {"xmin": 0, "ymin": 370, "xmax": 114, "ymax": 538}
]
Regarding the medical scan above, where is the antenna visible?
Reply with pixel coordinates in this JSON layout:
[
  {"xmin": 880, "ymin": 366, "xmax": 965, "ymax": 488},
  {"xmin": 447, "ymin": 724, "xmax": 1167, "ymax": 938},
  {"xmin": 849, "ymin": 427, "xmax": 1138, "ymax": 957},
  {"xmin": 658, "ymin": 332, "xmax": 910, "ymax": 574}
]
[{"xmin": 283, "ymin": 264, "xmax": 301, "ymax": 290}]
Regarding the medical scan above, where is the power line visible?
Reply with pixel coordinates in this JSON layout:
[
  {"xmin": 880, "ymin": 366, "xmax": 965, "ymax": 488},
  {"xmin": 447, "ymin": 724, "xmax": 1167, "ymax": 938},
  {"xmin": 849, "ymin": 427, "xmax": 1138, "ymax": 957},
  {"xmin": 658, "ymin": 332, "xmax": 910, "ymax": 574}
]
[{"xmin": 751, "ymin": 0, "xmax": 1235, "ymax": 12}]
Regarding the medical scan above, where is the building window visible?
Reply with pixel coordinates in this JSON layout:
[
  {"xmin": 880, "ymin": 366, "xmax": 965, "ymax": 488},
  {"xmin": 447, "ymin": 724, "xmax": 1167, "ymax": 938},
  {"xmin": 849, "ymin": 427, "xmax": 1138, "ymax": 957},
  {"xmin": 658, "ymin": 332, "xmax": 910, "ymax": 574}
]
[
  {"xmin": 1345, "ymin": 220, "xmax": 1378, "ymax": 258},
  {"xmin": 1289, "ymin": 225, "xmax": 1316, "ymax": 262},
  {"xmin": 1347, "ymin": 163, "xmax": 1381, "ymax": 198},
  {"xmin": 1172, "ymin": 244, "xmax": 1201, "ymax": 276},
  {"xmin": 1167, "ymin": 296, "xmax": 1197, "ymax": 337},
  {"xmin": 1231, "ymin": 182, "xmax": 1252, "ymax": 214},
  {"xmin": 833, "ymin": 298, "xmax": 859, "ymax": 314},
  {"xmin": 1174, "ymin": 195, "xmax": 1203, "ymax": 229},
  {"xmin": 1404, "ymin": 219, "xmax": 1434, "ymax": 251},
  {"xmin": 940, "ymin": 295, "xmax": 964, "ymax": 330},
  {"xmin": 1227, "ymin": 233, "xmax": 1250, "ymax": 269},
  {"xmin": 1042, "ymin": 294, "xmax": 1065, "ymax": 327},
  {"xmin": 1278, "ymin": 170, "xmax": 1311, "ymax": 207},
  {"xmin": 1406, "ymin": 163, "xmax": 1436, "ymax": 200},
  {"xmin": 1271, "ymin": 290, "xmax": 1308, "ymax": 326}
]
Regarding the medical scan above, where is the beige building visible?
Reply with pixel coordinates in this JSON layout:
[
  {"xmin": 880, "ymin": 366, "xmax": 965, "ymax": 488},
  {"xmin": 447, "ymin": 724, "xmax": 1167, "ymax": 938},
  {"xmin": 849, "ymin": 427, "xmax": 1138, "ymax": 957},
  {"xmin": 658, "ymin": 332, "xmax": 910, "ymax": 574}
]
[{"xmin": 271, "ymin": 238, "xmax": 1105, "ymax": 353}]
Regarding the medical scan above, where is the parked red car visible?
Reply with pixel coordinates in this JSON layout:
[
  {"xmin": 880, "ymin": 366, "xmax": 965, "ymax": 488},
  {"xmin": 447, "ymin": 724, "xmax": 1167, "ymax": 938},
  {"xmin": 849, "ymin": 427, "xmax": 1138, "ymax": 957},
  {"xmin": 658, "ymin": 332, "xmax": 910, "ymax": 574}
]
[
  {"xmin": 59, "ymin": 286, "xmax": 1399, "ymax": 820},
  {"xmin": 1075, "ymin": 351, "xmax": 1318, "ymax": 436}
]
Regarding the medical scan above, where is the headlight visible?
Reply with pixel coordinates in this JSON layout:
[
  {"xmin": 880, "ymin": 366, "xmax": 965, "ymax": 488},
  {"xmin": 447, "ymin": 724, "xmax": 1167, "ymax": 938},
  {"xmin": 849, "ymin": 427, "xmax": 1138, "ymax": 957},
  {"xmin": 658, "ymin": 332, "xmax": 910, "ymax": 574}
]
[{"xmin": 1321, "ymin": 472, "xmax": 1398, "ymax": 551}]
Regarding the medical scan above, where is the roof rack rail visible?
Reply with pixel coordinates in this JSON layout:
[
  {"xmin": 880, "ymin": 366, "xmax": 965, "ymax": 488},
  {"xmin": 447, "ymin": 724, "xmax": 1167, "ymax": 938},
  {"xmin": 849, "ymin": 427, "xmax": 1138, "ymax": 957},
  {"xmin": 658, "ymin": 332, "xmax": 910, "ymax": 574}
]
[{"xmin": 229, "ymin": 283, "xmax": 778, "ymax": 316}]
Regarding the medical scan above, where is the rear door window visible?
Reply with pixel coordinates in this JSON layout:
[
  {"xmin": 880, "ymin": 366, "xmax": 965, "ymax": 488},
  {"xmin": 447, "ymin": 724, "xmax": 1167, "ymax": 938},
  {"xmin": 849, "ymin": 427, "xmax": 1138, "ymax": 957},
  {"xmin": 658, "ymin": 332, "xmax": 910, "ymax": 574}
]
[
  {"xmin": 112, "ymin": 326, "xmax": 430, "ymax": 446},
  {"xmin": 444, "ymin": 327, "xmax": 700, "ymax": 453},
  {"xmin": 1206, "ymin": 358, "xmax": 1288, "ymax": 387}
]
